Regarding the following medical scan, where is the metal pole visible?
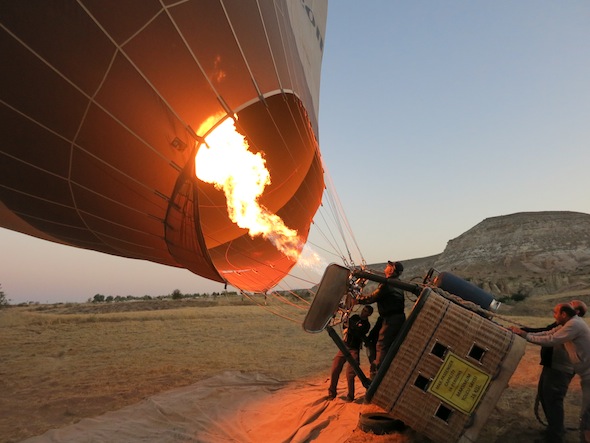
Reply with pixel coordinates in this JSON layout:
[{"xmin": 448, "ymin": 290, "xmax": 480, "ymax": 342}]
[
  {"xmin": 326, "ymin": 325, "xmax": 372, "ymax": 388},
  {"xmin": 352, "ymin": 269, "xmax": 422, "ymax": 295}
]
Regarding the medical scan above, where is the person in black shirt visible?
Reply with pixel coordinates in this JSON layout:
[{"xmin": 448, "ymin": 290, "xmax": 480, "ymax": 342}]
[
  {"xmin": 328, "ymin": 305, "xmax": 373, "ymax": 402},
  {"xmin": 521, "ymin": 300, "xmax": 587, "ymax": 443},
  {"xmin": 357, "ymin": 260, "xmax": 406, "ymax": 373},
  {"xmin": 366, "ymin": 316, "xmax": 382, "ymax": 378}
]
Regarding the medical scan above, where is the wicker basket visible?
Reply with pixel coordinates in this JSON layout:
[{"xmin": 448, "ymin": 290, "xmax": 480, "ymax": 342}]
[{"xmin": 368, "ymin": 288, "xmax": 526, "ymax": 443}]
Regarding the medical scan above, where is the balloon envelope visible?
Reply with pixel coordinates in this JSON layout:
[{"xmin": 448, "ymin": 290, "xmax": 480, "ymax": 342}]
[{"xmin": 0, "ymin": 0, "xmax": 327, "ymax": 292}]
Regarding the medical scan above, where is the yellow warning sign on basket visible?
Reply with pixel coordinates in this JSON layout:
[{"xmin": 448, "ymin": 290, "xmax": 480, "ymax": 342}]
[{"xmin": 428, "ymin": 352, "xmax": 491, "ymax": 414}]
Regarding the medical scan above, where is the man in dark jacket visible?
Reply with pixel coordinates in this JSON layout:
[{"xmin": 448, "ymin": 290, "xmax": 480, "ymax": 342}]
[
  {"xmin": 328, "ymin": 305, "xmax": 373, "ymax": 402},
  {"xmin": 357, "ymin": 261, "xmax": 406, "ymax": 374},
  {"xmin": 520, "ymin": 300, "xmax": 587, "ymax": 443},
  {"xmin": 366, "ymin": 316, "xmax": 382, "ymax": 378}
]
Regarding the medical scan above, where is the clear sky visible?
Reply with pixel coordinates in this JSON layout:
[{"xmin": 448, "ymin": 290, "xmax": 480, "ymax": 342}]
[{"xmin": 2, "ymin": 1, "xmax": 589, "ymax": 304}]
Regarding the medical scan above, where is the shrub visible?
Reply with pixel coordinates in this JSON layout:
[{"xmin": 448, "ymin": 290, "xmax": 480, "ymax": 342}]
[
  {"xmin": 0, "ymin": 284, "xmax": 8, "ymax": 308},
  {"xmin": 511, "ymin": 291, "xmax": 528, "ymax": 302}
]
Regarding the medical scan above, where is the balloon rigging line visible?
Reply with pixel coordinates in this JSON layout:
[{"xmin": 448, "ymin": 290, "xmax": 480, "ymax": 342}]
[
  {"xmin": 1, "ymin": 15, "xmax": 190, "ymax": 201},
  {"xmin": 268, "ymin": 289, "xmax": 308, "ymax": 310},
  {"xmin": 305, "ymin": 238, "xmax": 344, "ymax": 260},
  {"xmin": 305, "ymin": 187, "xmax": 356, "ymax": 265},
  {"xmin": 325, "ymin": 172, "xmax": 364, "ymax": 266},
  {"xmin": 79, "ymin": 3, "xmax": 201, "ymax": 152},
  {"xmin": 218, "ymin": 3, "xmax": 264, "ymax": 99},
  {"xmin": 280, "ymin": 272, "xmax": 320, "ymax": 287},
  {"xmin": 255, "ymin": 1, "xmax": 286, "ymax": 92},
  {"xmin": 239, "ymin": 291, "xmax": 303, "ymax": 324},
  {"xmin": 327, "ymin": 179, "xmax": 364, "ymax": 264},
  {"xmin": 0, "ymin": 177, "xmax": 164, "ymax": 250},
  {"xmin": 282, "ymin": 288, "xmax": 313, "ymax": 306},
  {"xmin": 259, "ymin": 0, "xmax": 306, "ymax": 108},
  {"xmin": 321, "ymin": 188, "xmax": 353, "ymax": 267},
  {"xmin": 322, "ymin": 169, "xmax": 366, "ymax": 268},
  {"xmin": 310, "ymin": 207, "xmax": 349, "ymax": 261}
]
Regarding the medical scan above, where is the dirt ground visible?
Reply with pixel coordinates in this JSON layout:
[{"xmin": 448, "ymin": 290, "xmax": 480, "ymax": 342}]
[{"xmin": 0, "ymin": 297, "xmax": 588, "ymax": 442}]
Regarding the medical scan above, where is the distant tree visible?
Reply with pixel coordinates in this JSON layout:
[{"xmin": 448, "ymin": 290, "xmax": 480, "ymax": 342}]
[
  {"xmin": 92, "ymin": 294, "xmax": 105, "ymax": 303},
  {"xmin": 105, "ymin": 295, "xmax": 114, "ymax": 303},
  {"xmin": 172, "ymin": 289, "xmax": 183, "ymax": 300},
  {"xmin": 0, "ymin": 284, "xmax": 9, "ymax": 308},
  {"xmin": 511, "ymin": 291, "xmax": 528, "ymax": 302}
]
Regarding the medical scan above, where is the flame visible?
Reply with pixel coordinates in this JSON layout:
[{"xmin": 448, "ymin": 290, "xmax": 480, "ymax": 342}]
[{"xmin": 195, "ymin": 118, "xmax": 304, "ymax": 261}]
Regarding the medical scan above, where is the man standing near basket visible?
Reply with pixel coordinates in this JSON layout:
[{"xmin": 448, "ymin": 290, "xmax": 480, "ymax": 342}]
[
  {"xmin": 520, "ymin": 300, "xmax": 587, "ymax": 443},
  {"xmin": 327, "ymin": 305, "xmax": 373, "ymax": 402},
  {"xmin": 512, "ymin": 303, "xmax": 590, "ymax": 443},
  {"xmin": 357, "ymin": 260, "xmax": 406, "ymax": 375}
]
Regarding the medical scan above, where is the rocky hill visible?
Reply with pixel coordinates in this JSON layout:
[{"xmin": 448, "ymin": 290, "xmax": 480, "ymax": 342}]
[{"xmin": 369, "ymin": 211, "xmax": 590, "ymax": 298}]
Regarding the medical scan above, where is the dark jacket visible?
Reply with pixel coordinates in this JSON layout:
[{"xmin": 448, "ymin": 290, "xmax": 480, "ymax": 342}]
[
  {"xmin": 522, "ymin": 322, "xmax": 556, "ymax": 366},
  {"xmin": 344, "ymin": 314, "xmax": 370, "ymax": 349},
  {"xmin": 367, "ymin": 316, "xmax": 383, "ymax": 346},
  {"xmin": 359, "ymin": 281, "xmax": 405, "ymax": 317}
]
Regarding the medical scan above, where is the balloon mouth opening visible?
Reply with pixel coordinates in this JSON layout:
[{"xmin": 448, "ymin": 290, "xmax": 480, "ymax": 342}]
[{"xmin": 194, "ymin": 116, "xmax": 304, "ymax": 262}]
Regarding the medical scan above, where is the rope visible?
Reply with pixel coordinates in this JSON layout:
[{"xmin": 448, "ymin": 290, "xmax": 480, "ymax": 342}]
[
  {"xmin": 320, "ymin": 167, "xmax": 366, "ymax": 267},
  {"xmin": 429, "ymin": 286, "xmax": 495, "ymax": 320},
  {"xmin": 239, "ymin": 291, "xmax": 303, "ymax": 324},
  {"xmin": 428, "ymin": 285, "xmax": 538, "ymax": 329}
]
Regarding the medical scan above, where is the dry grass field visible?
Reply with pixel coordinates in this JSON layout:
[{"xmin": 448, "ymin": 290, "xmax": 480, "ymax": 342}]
[{"xmin": 1, "ymin": 290, "xmax": 590, "ymax": 443}]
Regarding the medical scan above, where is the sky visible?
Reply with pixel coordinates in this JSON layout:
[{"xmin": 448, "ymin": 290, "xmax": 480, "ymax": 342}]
[{"xmin": 2, "ymin": 1, "xmax": 590, "ymax": 304}]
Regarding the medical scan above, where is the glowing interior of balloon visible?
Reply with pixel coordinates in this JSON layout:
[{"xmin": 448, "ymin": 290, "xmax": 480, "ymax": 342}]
[{"xmin": 195, "ymin": 117, "xmax": 303, "ymax": 261}]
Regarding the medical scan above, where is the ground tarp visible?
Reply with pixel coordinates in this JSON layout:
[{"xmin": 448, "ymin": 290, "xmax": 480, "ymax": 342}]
[{"xmin": 22, "ymin": 371, "xmax": 369, "ymax": 443}]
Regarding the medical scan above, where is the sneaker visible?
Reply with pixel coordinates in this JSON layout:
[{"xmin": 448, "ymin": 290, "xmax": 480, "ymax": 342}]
[
  {"xmin": 344, "ymin": 395, "xmax": 354, "ymax": 402},
  {"xmin": 326, "ymin": 393, "xmax": 335, "ymax": 401}
]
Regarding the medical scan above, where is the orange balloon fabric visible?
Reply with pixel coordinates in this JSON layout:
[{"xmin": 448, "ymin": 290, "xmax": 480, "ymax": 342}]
[{"xmin": 0, "ymin": 1, "xmax": 327, "ymax": 292}]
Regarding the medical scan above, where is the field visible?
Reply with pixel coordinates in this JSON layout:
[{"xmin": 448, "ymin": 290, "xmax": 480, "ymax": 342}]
[{"xmin": 1, "ymin": 291, "xmax": 589, "ymax": 443}]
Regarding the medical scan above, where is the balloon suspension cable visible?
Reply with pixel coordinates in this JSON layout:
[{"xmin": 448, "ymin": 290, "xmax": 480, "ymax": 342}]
[
  {"xmin": 240, "ymin": 291, "xmax": 309, "ymax": 323},
  {"xmin": 209, "ymin": 161, "xmax": 372, "ymax": 325},
  {"xmin": 321, "ymin": 166, "xmax": 366, "ymax": 269},
  {"xmin": 328, "ymin": 269, "xmax": 370, "ymax": 332}
]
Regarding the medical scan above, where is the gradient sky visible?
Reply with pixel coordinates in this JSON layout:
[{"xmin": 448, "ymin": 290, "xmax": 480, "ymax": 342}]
[{"xmin": 2, "ymin": 1, "xmax": 589, "ymax": 304}]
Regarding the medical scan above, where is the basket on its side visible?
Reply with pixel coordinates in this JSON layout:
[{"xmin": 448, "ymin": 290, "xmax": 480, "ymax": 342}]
[{"xmin": 367, "ymin": 288, "xmax": 525, "ymax": 443}]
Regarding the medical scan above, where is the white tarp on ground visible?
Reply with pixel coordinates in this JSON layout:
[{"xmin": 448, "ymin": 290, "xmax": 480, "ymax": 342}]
[{"xmin": 22, "ymin": 371, "xmax": 368, "ymax": 443}]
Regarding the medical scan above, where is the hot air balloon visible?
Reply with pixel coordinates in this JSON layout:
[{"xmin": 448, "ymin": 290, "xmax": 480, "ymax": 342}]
[{"xmin": 0, "ymin": 0, "xmax": 327, "ymax": 292}]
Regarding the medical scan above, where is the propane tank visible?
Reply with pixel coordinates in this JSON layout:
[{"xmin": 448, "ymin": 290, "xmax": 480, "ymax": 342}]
[{"xmin": 432, "ymin": 271, "xmax": 501, "ymax": 311}]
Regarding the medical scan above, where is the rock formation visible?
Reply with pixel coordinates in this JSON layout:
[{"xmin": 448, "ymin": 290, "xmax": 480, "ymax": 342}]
[{"xmin": 372, "ymin": 211, "xmax": 590, "ymax": 297}]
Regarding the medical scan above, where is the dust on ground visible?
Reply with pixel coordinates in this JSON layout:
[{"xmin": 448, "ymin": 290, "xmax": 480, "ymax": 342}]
[{"xmin": 0, "ymin": 298, "xmax": 586, "ymax": 442}]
